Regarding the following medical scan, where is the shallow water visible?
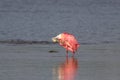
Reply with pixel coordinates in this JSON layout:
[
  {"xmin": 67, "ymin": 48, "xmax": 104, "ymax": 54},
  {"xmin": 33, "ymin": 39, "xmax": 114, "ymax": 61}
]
[
  {"xmin": 0, "ymin": 44, "xmax": 120, "ymax": 80},
  {"xmin": 0, "ymin": 0, "xmax": 120, "ymax": 44}
]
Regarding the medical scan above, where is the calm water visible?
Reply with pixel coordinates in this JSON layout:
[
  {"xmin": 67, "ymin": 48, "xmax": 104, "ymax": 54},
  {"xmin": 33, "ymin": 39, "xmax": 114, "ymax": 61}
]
[
  {"xmin": 0, "ymin": 1, "xmax": 120, "ymax": 80},
  {"xmin": 0, "ymin": 0, "xmax": 120, "ymax": 44},
  {"xmin": 0, "ymin": 44, "xmax": 120, "ymax": 80}
]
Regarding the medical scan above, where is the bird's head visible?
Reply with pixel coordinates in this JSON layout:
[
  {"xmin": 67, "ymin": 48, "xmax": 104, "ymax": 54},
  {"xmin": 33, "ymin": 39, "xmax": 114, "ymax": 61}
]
[{"xmin": 52, "ymin": 34, "xmax": 62, "ymax": 43}]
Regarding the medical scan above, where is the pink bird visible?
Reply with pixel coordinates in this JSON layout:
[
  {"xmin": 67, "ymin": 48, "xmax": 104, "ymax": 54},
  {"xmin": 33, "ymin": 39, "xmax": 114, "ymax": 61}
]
[{"xmin": 52, "ymin": 32, "xmax": 80, "ymax": 56}]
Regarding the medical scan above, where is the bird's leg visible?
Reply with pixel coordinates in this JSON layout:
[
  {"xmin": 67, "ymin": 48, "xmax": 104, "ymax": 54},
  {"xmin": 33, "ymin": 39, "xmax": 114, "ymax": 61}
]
[
  {"xmin": 72, "ymin": 51, "xmax": 75, "ymax": 57},
  {"xmin": 66, "ymin": 46, "xmax": 68, "ymax": 57},
  {"xmin": 66, "ymin": 50, "xmax": 68, "ymax": 57}
]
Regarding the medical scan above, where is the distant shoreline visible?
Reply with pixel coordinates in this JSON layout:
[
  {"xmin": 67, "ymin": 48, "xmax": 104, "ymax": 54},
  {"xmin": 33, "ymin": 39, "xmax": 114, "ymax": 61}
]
[
  {"xmin": 0, "ymin": 40, "xmax": 54, "ymax": 45},
  {"xmin": 0, "ymin": 39, "xmax": 117, "ymax": 45}
]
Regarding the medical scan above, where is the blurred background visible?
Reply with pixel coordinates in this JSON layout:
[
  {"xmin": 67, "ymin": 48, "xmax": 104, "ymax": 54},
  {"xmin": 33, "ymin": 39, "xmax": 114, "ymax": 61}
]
[{"xmin": 0, "ymin": 0, "xmax": 120, "ymax": 44}]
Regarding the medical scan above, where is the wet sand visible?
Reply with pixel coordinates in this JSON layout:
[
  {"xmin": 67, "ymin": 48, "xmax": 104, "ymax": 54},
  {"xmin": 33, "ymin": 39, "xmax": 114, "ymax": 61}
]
[{"xmin": 0, "ymin": 43, "xmax": 120, "ymax": 80}]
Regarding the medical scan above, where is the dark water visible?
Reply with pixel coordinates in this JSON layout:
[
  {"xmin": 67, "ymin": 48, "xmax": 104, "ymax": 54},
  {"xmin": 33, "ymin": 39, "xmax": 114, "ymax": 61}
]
[
  {"xmin": 0, "ymin": 0, "xmax": 120, "ymax": 44},
  {"xmin": 0, "ymin": 44, "xmax": 120, "ymax": 80}
]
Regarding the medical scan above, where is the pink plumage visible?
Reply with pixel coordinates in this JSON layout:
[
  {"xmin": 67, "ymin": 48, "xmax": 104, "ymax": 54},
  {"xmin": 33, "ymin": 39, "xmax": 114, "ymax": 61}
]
[{"xmin": 52, "ymin": 32, "xmax": 80, "ymax": 54}]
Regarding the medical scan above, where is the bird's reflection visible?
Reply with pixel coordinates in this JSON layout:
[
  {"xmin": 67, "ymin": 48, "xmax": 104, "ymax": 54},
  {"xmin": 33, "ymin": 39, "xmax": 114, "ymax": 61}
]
[{"xmin": 53, "ymin": 56, "xmax": 78, "ymax": 80}]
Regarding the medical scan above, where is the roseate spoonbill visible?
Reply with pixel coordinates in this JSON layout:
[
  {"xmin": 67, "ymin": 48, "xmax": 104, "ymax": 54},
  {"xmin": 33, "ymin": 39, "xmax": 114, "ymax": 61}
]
[{"xmin": 52, "ymin": 32, "xmax": 80, "ymax": 56}]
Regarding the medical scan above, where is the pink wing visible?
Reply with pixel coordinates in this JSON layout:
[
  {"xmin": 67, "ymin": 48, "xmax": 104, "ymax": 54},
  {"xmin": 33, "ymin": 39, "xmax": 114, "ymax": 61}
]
[
  {"xmin": 60, "ymin": 32, "xmax": 80, "ymax": 53},
  {"xmin": 65, "ymin": 34, "xmax": 79, "ymax": 51}
]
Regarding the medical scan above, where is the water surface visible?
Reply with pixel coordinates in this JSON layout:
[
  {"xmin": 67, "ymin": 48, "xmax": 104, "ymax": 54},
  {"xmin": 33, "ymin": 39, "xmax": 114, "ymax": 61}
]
[
  {"xmin": 0, "ymin": 0, "xmax": 120, "ymax": 44},
  {"xmin": 0, "ymin": 44, "xmax": 120, "ymax": 80}
]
